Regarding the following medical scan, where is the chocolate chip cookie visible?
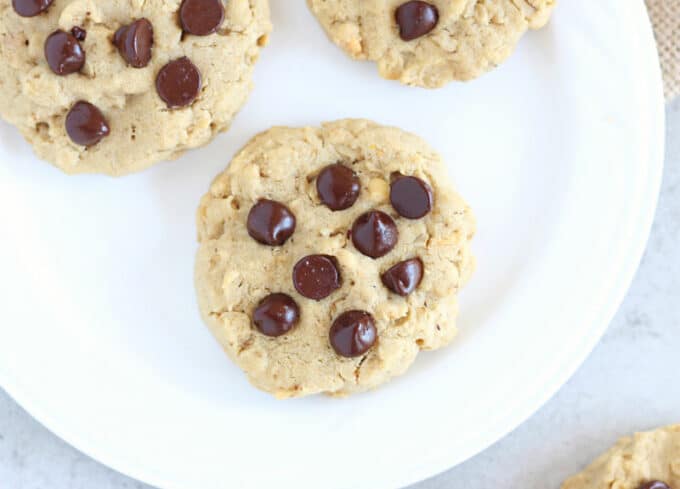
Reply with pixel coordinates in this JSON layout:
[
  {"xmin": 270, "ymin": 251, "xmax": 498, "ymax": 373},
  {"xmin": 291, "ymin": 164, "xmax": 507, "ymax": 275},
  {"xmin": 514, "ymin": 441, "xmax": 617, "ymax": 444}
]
[
  {"xmin": 195, "ymin": 119, "xmax": 476, "ymax": 398},
  {"xmin": 308, "ymin": 0, "xmax": 555, "ymax": 88},
  {"xmin": 562, "ymin": 425, "xmax": 680, "ymax": 489},
  {"xmin": 0, "ymin": 0, "xmax": 270, "ymax": 175}
]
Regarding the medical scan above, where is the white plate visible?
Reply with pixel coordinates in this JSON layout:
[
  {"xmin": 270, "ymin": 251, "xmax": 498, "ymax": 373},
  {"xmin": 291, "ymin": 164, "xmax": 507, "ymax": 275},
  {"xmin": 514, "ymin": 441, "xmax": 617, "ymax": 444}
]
[{"xmin": 0, "ymin": 1, "xmax": 664, "ymax": 488}]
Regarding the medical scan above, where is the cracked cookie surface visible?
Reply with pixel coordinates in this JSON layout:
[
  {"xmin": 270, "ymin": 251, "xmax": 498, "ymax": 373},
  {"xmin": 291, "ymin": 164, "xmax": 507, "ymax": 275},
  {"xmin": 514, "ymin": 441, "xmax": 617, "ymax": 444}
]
[
  {"xmin": 0, "ymin": 0, "xmax": 270, "ymax": 175},
  {"xmin": 562, "ymin": 425, "xmax": 680, "ymax": 489},
  {"xmin": 195, "ymin": 119, "xmax": 475, "ymax": 398},
  {"xmin": 308, "ymin": 0, "xmax": 555, "ymax": 88}
]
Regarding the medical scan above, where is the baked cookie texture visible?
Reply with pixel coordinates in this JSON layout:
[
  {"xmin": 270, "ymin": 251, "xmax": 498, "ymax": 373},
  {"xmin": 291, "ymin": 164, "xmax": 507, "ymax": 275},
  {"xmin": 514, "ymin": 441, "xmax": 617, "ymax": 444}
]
[
  {"xmin": 307, "ymin": 0, "xmax": 555, "ymax": 88},
  {"xmin": 195, "ymin": 119, "xmax": 475, "ymax": 398},
  {"xmin": 562, "ymin": 425, "xmax": 680, "ymax": 489},
  {"xmin": 0, "ymin": 0, "xmax": 270, "ymax": 175}
]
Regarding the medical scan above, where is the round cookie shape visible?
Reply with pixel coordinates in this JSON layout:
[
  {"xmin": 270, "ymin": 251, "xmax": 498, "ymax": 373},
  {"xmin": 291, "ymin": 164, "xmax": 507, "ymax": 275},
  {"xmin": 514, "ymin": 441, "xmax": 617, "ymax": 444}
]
[
  {"xmin": 0, "ymin": 0, "xmax": 271, "ymax": 175},
  {"xmin": 307, "ymin": 0, "xmax": 555, "ymax": 88},
  {"xmin": 561, "ymin": 425, "xmax": 680, "ymax": 489},
  {"xmin": 195, "ymin": 120, "xmax": 476, "ymax": 398}
]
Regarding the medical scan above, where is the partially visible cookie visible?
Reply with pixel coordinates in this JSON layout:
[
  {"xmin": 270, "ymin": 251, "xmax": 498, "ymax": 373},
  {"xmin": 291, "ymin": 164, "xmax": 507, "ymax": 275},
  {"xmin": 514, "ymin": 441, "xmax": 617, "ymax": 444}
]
[
  {"xmin": 0, "ymin": 0, "xmax": 270, "ymax": 175},
  {"xmin": 307, "ymin": 0, "xmax": 555, "ymax": 88},
  {"xmin": 562, "ymin": 425, "xmax": 680, "ymax": 489},
  {"xmin": 195, "ymin": 119, "xmax": 475, "ymax": 398}
]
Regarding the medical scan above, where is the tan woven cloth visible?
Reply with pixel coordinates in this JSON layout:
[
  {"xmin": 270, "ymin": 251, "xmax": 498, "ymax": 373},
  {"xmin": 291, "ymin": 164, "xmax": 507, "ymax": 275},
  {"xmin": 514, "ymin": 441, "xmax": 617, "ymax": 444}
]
[{"xmin": 646, "ymin": 0, "xmax": 680, "ymax": 101}]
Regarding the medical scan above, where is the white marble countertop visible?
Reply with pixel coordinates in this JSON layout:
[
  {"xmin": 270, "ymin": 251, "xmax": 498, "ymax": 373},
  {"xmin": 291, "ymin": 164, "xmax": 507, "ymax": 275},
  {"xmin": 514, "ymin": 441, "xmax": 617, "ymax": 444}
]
[{"xmin": 1, "ymin": 98, "xmax": 678, "ymax": 489}]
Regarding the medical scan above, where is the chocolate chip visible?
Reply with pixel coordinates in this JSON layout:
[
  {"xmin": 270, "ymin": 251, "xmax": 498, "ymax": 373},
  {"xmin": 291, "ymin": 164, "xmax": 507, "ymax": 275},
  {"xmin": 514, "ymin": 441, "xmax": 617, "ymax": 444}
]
[
  {"xmin": 247, "ymin": 199, "xmax": 296, "ymax": 246},
  {"xmin": 155, "ymin": 57, "xmax": 201, "ymax": 108},
  {"xmin": 293, "ymin": 255, "xmax": 341, "ymax": 300},
  {"xmin": 330, "ymin": 310, "xmax": 377, "ymax": 357},
  {"xmin": 390, "ymin": 175, "xmax": 433, "ymax": 219},
  {"xmin": 179, "ymin": 0, "xmax": 225, "ymax": 36},
  {"xmin": 395, "ymin": 1, "xmax": 439, "ymax": 41},
  {"xmin": 381, "ymin": 258, "xmax": 423, "ymax": 296},
  {"xmin": 71, "ymin": 26, "xmax": 86, "ymax": 41},
  {"xmin": 12, "ymin": 0, "xmax": 53, "ymax": 17},
  {"xmin": 638, "ymin": 482, "xmax": 671, "ymax": 489},
  {"xmin": 65, "ymin": 101, "xmax": 110, "ymax": 147},
  {"xmin": 253, "ymin": 293, "xmax": 300, "ymax": 337},
  {"xmin": 44, "ymin": 30, "xmax": 85, "ymax": 76},
  {"xmin": 114, "ymin": 19, "xmax": 153, "ymax": 68},
  {"xmin": 351, "ymin": 210, "xmax": 398, "ymax": 258},
  {"xmin": 316, "ymin": 163, "xmax": 361, "ymax": 211}
]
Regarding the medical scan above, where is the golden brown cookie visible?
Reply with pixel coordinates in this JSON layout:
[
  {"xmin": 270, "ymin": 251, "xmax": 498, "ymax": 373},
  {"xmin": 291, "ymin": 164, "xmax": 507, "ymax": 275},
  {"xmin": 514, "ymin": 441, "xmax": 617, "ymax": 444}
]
[
  {"xmin": 195, "ymin": 119, "xmax": 476, "ymax": 398},
  {"xmin": 562, "ymin": 425, "xmax": 680, "ymax": 489},
  {"xmin": 308, "ymin": 0, "xmax": 555, "ymax": 88},
  {"xmin": 0, "ymin": 0, "xmax": 270, "ymax": 175}
]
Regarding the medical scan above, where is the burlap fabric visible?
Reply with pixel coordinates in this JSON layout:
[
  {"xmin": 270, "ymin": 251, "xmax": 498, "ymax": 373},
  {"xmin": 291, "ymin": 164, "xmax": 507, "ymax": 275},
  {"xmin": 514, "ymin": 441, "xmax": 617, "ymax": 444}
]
[{"xmin": 646, "ymin": 0, "xmax": 679, "ymax": 101}]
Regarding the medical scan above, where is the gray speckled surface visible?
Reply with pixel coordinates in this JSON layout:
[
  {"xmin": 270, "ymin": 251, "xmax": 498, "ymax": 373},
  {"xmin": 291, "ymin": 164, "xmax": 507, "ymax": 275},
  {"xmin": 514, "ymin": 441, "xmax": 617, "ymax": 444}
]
[{"xmin": 1, "ymin": 98, "xmax": 678, "ymax": 489}]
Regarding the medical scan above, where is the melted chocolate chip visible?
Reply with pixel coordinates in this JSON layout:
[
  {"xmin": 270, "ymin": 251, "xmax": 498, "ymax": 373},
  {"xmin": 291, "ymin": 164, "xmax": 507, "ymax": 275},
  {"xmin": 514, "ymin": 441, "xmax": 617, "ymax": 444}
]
[
  {"xmin": 44, "ymin": 30, "xmax": 85, "ymax": 76},
  {"xmin": 114, "ymin": 19, "xmax": 153, "ymax": 68},
  {"xmin": 71, "ymin": 26, "xmax": 86, "ymax": 41},
  {"xmin": 381, "ymin": 258, "xmax": 423, "ymax": 296},
  {"xmin": 330, "ymin": 310, "xmax": 377, "ymax": 357},
  {"xmin": 293, "ymin": 255, "xmax": 341, "ymax": 300},
  {"xmin": 390, "ymin": 175, "xmax": 433, "ymax": 219},
  {"xmin": 253, "ymin": 293, "xmax": 300, "ymax": 337},
  {"xmin": 65, "ymin": 101, "xmax": 110, "ymax": 147},
  {"xmin": 12, "ymin": 0, "xmax": 53, "ymax": 17},
  {"xmin": 395, "ymin": 1, "xmax": 439, "ymax": 41},
  {"xmin": 155, "ymin": 57, "xmax": 201, "ymax": 108},
  {"xmin": 638, "ymin": 482, "xmax": 671, "ymax": 489},
  {"xmin": 179, "ymin": 0, "xmax": 225, "ymax": 36},
  {"xmin": 247, "ymin": 199, "xmax": 296, "ymax": 246},
  {"xmin": 351, "ymin": 210, "xmax": 398, "ymax": 258},
  {"xmin": 316, "ymin": 163, "xmax": 361, "ymax": 211}
]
